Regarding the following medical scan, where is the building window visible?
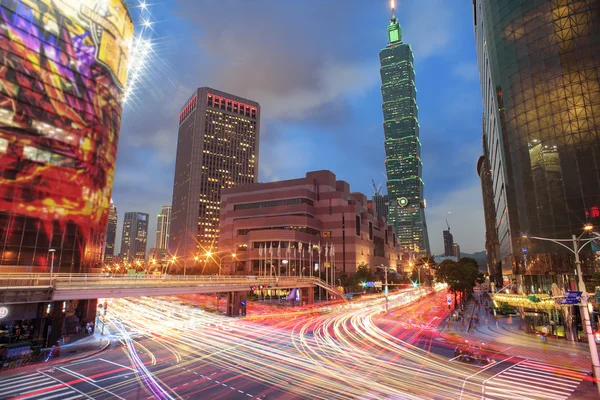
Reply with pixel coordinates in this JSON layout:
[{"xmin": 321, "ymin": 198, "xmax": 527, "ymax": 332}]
[
  {"xmin": 234, "ymin": 198, "xmax": 314, "ymax": 210},
  {"xmin": 369, "ymin": 222, "xmax": 373, "ymax": 241},
  {"xmin": 355, "ymin": 215, "xmax": 360, "ymax": 236}
]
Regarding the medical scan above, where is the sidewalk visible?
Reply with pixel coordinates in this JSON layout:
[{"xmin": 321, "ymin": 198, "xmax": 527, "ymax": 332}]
[
  {"xmin": 0, "ymin": 333, "xmax": 110, "ymax": 375},
  {"xmin": 442, "ymin": 299, "xmax": 594, "ymax": 371}
]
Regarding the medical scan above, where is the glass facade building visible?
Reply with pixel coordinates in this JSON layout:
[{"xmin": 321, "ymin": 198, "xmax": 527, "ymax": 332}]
[
  {"xmin": 379, "ymin": 9, "xmax": 430, "ymax": 260},
  {"xmin": 104, "ymin": 202, "xmax": 118, "ymax": 264},
  {"xmin": 169, "ymin": 88, "xmax": 260, "ymax": 261},
  {"xmin": 0, "ymin": 1, "xmax": 132, "ymax": 272},
  {"xmin": 155, "ymin": 205, "xmax": 171, "ymax": 251},
  {"xmin": 120, "ymin": 212, "xmax": 149, "ymax": 262},
  {"xmin": 475, "ymin": 0, "xmax": 600, "ymax": 276}
]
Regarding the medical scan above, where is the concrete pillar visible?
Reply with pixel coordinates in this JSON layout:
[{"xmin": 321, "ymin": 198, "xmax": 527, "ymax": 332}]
[
  {"xmin": 47, "ymin": 301, "xmax": 65, "ymax": 346},
  {"xmin": 77, "ymin": 299, "xmax": 98, "ymax": 326},
  {"xmin": 226, "ymin": 292, "xmax": 247, "ymax": 317},
  {"xmin": 301, "ymin": 287, "xmax": 314, "ymax": 305}
]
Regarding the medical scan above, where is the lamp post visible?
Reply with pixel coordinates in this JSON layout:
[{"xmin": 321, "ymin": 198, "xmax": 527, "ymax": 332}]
[
  {"xmin": 48, "ymin": 249, "xmax": 56, "ymax": 280},
  {"xmin": 523, "ymin": 224, "xmax": 600, "ymax": 393},
  {"xmin": 206, "ymin": 251, "xmax": 236, "ymax": 275},
  {"xmin": 380, "ymin": 264, "xmax": 392, "ymax": 312}
]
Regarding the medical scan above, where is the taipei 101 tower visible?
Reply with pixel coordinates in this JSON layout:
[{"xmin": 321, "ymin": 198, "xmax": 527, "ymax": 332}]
[{"xmin": 380, "ymin": 1, "xmax": 430, "ymax": 262}]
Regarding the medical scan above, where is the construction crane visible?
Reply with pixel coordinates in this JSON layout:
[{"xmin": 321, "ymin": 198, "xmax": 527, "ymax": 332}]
[
  {"xmin": 371, "ymin": 179, "xmax": 382, "ymax": 196},
  {"xmin": 445, "ymin": 219, "xmax": 451, "ymax": 232}
]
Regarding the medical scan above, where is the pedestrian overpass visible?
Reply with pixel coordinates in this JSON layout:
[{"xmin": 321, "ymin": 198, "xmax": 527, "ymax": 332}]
[{"xmin": 0, "ymin": 273, "xmax": 344, "ymax": 305}]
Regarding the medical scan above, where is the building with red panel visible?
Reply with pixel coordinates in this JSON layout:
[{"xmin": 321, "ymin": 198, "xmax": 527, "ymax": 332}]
[
  {"xmin": 218, "ymin": 170, "xmax": 399, "ymax": 276},
  {"xmin": 169, "ymin": 88, "xmax": 260, "ymax": 265}
]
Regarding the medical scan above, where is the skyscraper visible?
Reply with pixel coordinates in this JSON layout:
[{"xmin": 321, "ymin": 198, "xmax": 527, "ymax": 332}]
[
  {"xmin": 104, "ymin": 202, "xmax": 118, "ymax": 264},
  {"xmin": 372, "ymin": 194, "xmax": 389, "ymax": 222},
  {"xmin": 477, "ymin": 153, "xmax": 500, "ymax": 282},
  {"xmin": 474, "ymin": 1, "xmax": 600, "ymax": 276},
  {"xmin": 379, "ymin": 4, "xmax": 430, "ymax": 261},
  {"xmin": 453, "ymin": 243, "xmax": 461, "ymax": 261},
  {"xmin": 156, "ymin": 205, "xmax": 171, "ymax": 251},
  {"xmin": 170, "ymin": 88, "xmax": 260, "ymax": 261},
  {"xmin": 120, "ymin": 212, "xmax": 149, "ymax": 262},
  {"xmin": 443, "ymin": 229, "xmax": 454, "ymax": 257}
]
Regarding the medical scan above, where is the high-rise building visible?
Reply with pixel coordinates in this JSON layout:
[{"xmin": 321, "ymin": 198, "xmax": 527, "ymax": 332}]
[
  {"xmin": 120, "ymin": 212, "xmax": 149, "ymax": 262},
  {"xmin": 443, "ymin": 229, "xmax": 454, "ymax": 257},
  {"xmin": 0, "ymin": 1, "xmax": 132, "ymax": 273},
  {"xmin": 477, "ymin": 153, "xmax": 500, "ymax": 282},
  {"xmin": 453, "ymin": 243, "xmax": 461, "ymax": 261},
  {"xmin": 170, "ymin": 88, "xmax": 260, "ymax": 261},
  {"xmin": 156, "ymin": 205, "xmax": 171, "ymax": 250},
  {"xmin": 474, "ymin": 1, "xmax": 600, "ymax": 276},
  {"xmin": 379, "ymin": 5, "xmax": 430, "ymax": 262},
  {"xmin": 372, "ymin": 194, "xmax": 389, "ymax": 222},
  {"xmin": 104, "ymin": 202, "xmax": 118, "ymax": 264}
]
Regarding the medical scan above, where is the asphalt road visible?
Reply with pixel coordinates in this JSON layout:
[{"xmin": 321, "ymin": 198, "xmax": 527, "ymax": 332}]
[{"xmin": 0, "ymin": 287, "xmax": 593, "ymax": 399}]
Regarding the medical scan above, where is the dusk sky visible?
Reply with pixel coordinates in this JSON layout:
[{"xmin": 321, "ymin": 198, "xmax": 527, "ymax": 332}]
[{"xmin": 114, "ymin": 0, "xmax": 485, "ymax": 255}]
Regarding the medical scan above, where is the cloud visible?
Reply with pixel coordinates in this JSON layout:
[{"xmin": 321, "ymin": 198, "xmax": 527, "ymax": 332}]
[
  {"xmin": 401, "ymin": 0, "xmax": 454, "ymax": 59},
  {"xmin": 426, "ymin": 182, "xmax": 486, "ymax": 254},
  {"xmin": 453, "ymin": 62, "xmax": 479, "ymax": 81}
]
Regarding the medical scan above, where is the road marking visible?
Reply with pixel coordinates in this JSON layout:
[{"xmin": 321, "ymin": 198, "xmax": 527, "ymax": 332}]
[
  {"xmin": 0, "ymin": 379, "xmax": 56, "ymax": 396},
  {"xmin": 459, "ymin": 356, "xmax": 515, "ymax": 400},
  {"xmin": 193, "ymin": 371, "xmax": 198, "ymax": 375},
  {"xmin": 38, "ymin": 370, "xmax": 94, "ymax": 400},
  {"xmin": 27, "ymin": 387, "xmax": 72, "ymax": 400},
  {"xmin": 56, "ymin": 367, "xmax": 126, "ymax": 400},
  {"xmin": 59, "ymin": 367, "xmax": 97, "ymax": 382},
  {"xmin": 99, "ymin": 358, "xmax": 137, "ymax": 371},
  {"xmin": 0, "ymin": 374, "xmax": 42, "ymax": 388},
  {"xmin": 246, "ymin": 394, "xmax": 253, "ymax": 397},
  {"xmin": 238, "ymin": 390, "xmax": 245, "ymax": 393}
]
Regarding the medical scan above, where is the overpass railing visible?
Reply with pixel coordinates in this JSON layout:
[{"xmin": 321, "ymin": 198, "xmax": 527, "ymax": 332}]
[{"xmin": 0, "ymin": 274, "xmax": 343, "ymax": 298}]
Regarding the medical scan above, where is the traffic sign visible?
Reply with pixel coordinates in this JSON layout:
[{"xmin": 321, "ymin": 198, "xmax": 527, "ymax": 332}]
[
  {"xmin": 565, "ymin": 291, "xmax": 582, "ymax": 298},
  {"xmin": 374, "ymin": 282, "xmax": 382, "ymax": 288},
  {"xmin": 366, "ymin": 282, "xmax": 374, "ymax": 288},
  {"xmin": 241, "ymin": 300, "xmax": 246, "ymax": 307},
  {"xmin": 447, "ymin": 298, "xmax": 452, "ymax": 305},
  {"xmin": 561, "ymin": 298, "xmax": 580, "ymax": 305}
]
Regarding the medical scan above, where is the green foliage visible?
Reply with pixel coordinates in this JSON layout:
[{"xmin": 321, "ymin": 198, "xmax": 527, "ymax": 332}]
[
  {"xmin": 355, "ymin": 262, "xmax": 375, "ymax": 282},
  {"xmin": 436, "ymin": 258, "xmax": 484, "ymax": 296}
]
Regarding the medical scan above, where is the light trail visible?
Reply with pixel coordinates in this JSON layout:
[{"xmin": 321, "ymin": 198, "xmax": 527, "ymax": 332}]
[{"xmin": 97, "ymin": 285, "xmax": 491, "ymax": 399}]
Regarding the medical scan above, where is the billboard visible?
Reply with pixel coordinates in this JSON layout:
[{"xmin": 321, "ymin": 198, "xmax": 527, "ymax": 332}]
[{"xmin": 0, "ymin": 0, "xmax": 133, "ymax": 271}]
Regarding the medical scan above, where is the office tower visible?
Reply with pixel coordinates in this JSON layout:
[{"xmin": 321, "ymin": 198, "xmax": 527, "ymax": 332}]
[
  {"xmin": 379, "ymin": 4, "xmax": 430, "ymax": 262},
  {"xmin": 453, "ymin": 243, "xmax": 461, "ymax": 261},
  {"xmin": 170, "ymin": 88, "xmax": 260, "ymax": 261},
  {"xmin": 156, "ymin": 206, "xmax": 171, "ymax": 250},
  {"xmin": 443, "ymin": 229, "xmax": 454, "ymax": 257},
  {"xmin": 120, "ymin": 212, "xmax": 149, "ymax": 262},
  {"xmin": 474, "ymin": 1, "xmax": 600, "ymax": 275},
  {"xmin": 104, "ymin": 202, "xmax": 118, "ymax": 264},
  {"xmin": 477, "ymin": 153, "xmax": 500, "ymax": 281},
  {"xmin": 372, "ymin": 194, "xmax": 389, "ymax": 221},
  {"xmin": 0, "ymin": 1, "xmax": 133, "ymax": 272}
]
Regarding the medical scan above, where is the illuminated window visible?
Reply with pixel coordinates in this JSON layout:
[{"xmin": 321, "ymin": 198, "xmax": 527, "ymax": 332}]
[{"xmin": 0, "ymin": 138, "xmax": 8, "ymax": 153}]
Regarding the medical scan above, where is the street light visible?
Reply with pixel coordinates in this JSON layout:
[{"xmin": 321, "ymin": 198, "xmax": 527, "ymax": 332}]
[
  {"xmin": 48, "ymin": 249, "xmax": 56, "ymax": 280},
  {"xmin": 380, "ymin": 264, "xmax": 392, "ymax": 312},
  {"xmin": 205, "ymin": 251, "xmax": 236, "ymax": 275},
  {"xmin": 523, "ymin": 225, "xmax": 600, "ymax": 393}
]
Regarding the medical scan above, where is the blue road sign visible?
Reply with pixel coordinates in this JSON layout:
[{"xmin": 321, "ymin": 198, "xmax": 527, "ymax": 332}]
[
  {"xmin": 565, "ymin": 291, "xmax": 582, "ymax": 298},
  {"xmin": 447, "ymin": 299, "xmax": 452, "ymax": 305},
  {"xmin": 241, "ymin": 300, "xmax": 246, "ymax": 306},
  {"xmin": 366, "ymin": 282, "xmax": 374, "ymax": 288},
  {"xmin": 561, "ymin": 298, "xmax": 580, "ymax": 305}
]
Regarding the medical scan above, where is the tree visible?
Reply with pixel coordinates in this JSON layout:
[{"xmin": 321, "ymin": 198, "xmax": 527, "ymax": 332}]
[
  {"xmin": 355, "ymin": 262, "xmax": 375, "ymax": 283},
  {"xmin": 435, "ymin": 259, "xmax": 484, "ymax": 307}
]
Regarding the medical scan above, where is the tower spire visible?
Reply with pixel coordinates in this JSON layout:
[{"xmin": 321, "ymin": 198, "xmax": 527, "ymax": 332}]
[{"xmin": 387, "ymin": 0, "xmax": 401, "ymax": 43}]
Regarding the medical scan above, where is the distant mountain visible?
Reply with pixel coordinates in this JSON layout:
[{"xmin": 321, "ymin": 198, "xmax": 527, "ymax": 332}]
[{"xmin": 460, "ymin": 251, "xmax": 487, "ymax": 272}]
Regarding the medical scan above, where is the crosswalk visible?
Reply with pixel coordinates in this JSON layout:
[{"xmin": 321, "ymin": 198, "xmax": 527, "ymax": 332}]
[
  {"xmin": 483, "ymin": 359, "xmax": 586, "ymax": 400},
  {"xmin": 0, "ymin": 372, "xmax": 84, "ymax": 400}
]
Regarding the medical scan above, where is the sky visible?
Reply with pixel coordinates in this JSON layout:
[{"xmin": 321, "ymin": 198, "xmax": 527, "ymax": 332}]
[{"xmin": 114, "ymin": 0, "xmax": 485, "ymax": 255}]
